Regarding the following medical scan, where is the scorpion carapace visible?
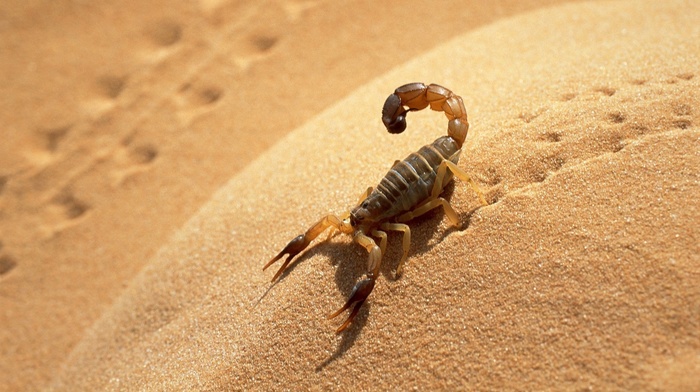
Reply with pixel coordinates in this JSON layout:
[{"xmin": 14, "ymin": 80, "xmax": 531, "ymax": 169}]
[{"xmin": 264, "ymin": 82, "xmax": 488, "ymax": 333}]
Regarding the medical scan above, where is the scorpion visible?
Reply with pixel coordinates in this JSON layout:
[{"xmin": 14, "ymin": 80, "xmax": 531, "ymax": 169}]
[{"xmin": 264, "ymin": 82, "xmax": 488, "ymax": 333}]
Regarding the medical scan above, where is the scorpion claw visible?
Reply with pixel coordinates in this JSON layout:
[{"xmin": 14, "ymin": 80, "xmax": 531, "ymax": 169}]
[
  {"xmin": 263, "ymin": 234, "xmax": 308, "ymax": 282},
  {"xmin": 329, "ymin": 277, "xmax": 376, "ymax": 333}
]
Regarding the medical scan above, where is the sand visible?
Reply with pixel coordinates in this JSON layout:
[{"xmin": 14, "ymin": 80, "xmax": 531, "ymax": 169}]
[{"xmin": 1, "ymin": 0, "xmax": 698, "ymax": 390}]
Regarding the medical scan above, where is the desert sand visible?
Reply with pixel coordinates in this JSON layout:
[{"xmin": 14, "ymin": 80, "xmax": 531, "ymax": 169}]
[{"xmin": 1, "ymin": 0, "xmax": 698, "ymax": 390}]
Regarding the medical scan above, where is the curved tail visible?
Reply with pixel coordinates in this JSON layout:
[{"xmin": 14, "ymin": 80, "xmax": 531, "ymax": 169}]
[{"xmin": 381, "ymin": 83, "xmax": 469, "ymax": 148}]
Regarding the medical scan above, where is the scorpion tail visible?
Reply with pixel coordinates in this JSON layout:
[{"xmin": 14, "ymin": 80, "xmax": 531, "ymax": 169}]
[{"xmin": 382, "ymin": 82, "xmax": 470, "ymax": 148}]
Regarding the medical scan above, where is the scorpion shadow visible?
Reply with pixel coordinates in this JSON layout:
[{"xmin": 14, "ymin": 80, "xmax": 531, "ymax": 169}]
[
  {"xmin": 257, "ymin": 183, "xmax": 484, "ymax": 370},
  {"xmin": 316, "ymin": 183, "xmax": 484, "ymax": 370}
]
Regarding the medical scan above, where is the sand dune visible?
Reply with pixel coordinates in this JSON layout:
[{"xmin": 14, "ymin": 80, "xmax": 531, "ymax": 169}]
[{"xmin": 1, "ymin": 0, "xmax": 698, "ymax": 390}]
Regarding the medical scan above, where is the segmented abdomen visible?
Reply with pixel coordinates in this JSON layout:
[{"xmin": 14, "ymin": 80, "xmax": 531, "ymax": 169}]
[{"xmin": 369, "ymin": 135, "xmax": 461, "ymax": 222}]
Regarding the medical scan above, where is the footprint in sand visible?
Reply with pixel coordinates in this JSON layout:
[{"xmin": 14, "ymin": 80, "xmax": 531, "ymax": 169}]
[
  {"xmin": 96, "ymin": 74, "xmax": 128, "ymax": 100},
  {"xmin": 0, "ymin": 241, "xmax": 13, "ymax": 278},
  {"xmin": 23, "ymin": 125, "xmax": 72, "ymax": 170},
  {"xmin": 174, "ymin": 79, "xmax": 224, "ymax": 123},
  {"xmin": 109, "ymin": 132, "xmax": 159, "ymax": 186},
  {"xmin": 231, "ymin": 32, "xmax": 280, "ymax": 71},
  {"xmin": 503, "ymin": 70, "xmax": 696, "ymax": 194},
  {"xmin": 0, "ymin": 253, "xmax": 17, "ymax": 278},
  {"xmin": 38, "ymin": 188, "xmax": 91, "ymax": 237},
  {"xmin": 146, "ymin": 19, "xmax": 183, "ymax": 47}
]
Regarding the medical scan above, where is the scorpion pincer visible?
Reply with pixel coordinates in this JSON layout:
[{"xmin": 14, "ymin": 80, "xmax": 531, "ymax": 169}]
[{"xmin": 264, "ymin": 82, "xmax": 489, "ymax": 333}]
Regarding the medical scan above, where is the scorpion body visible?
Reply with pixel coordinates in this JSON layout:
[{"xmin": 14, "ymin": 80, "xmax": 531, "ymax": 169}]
[
  {"xmin": 358, "ymin": 135, "xmax": 460, "ymax": 223},
  {"xmin": 264, "ymin": 83, "xmax": 488, "ymax": 333}
]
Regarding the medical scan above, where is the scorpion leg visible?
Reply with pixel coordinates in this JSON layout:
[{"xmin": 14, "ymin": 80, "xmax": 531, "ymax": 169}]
[
  {"xmin": 397, "ymin": 197, "xmax": 461, "ymax": 227},
  {"xmin": 358, "ymin": 187, "xmax": 374, "ymax": 203},
  {"xmin": 264, "ymin": 214, "xmax": 345, "ymax": 282},
  {"xmin": 431, "ymin": 160, "xmax": 488, "ymax": 206},
  {"xmin": 379, "ymin": 223, "xmax": 411, "ymax": 277},
  {"xmin": 371, "ymin": 229, "xmax": 388, "ymax": 258},
  {"xmin": 329, "ymin": 232, "xmax": 381, "ymax": 333}
]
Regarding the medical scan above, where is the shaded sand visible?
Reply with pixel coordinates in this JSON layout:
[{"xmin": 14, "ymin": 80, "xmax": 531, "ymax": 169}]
[
  {"xmin": 44, "ymin": 0, "xmax": 700, "ymax": 390},
  {"xmin": 0, "ymin": 1, "xmax": 580, "ymax": 390}
]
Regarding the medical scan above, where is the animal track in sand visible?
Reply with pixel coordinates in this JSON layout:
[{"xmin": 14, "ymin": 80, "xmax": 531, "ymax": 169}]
[
  {"xmin": 499, "ymin": 70, "xmax": 696, "ymax": 197},
  {"xmin": 39, "ymin": 126, "xmax": 70, "ymax": 153},
  {"xmin": 146, "ymin": 19, "xmax": 183, "ymax": 47},
  {"xmin": 231, "ymin": 33, "xmax": 281, "ymax": 71},
  {"xmin": 0, "ymin": 254, "xmax": 17, "ymax": 277},
  {"xmin": 173, "ymin": 81, "xmax": 224, "ymax": 124},
  {"xmin": 96, "ymin": 74, "xmax": 128, "ymax": 99},
  {"xmin": 23, "ymin": 125, "xmax": 72, "ymax": 169},
  {"xmin": 51, "ymin": 189, "xmax": 90, "ymax": 220},
  {"xmin": 539, "ymin": 131, "xmax": 563, "ymax": 143},
  {"xmin": 178, "ymin": 82, "xmax": 223, "ymax": 108},
  {"xmin": 109, "ymin": 133, "xmax": 159, "ymax": 186},
  {"xmin": 39, "ymin": 188, "xmax": 91, "ymax": 237},
  {"xmin": 560, "ymin": 92, "xmax": 577, "ymax": 102},
  {"xmin": 250, "ymin": 34, "xmax": 278, "ymax": 52},
  {"xmin": 593, "ymin": 86, "xmax": 617, "ymax": 97},
  {"xmin": 607, "ymin": 111, "xmax": 626, "ymax": 124}
]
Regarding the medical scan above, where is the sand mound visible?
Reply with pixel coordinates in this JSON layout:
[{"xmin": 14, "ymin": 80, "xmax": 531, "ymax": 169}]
[
  {"xmin": 1, "ymin": 1, "xmax": 576, "ymax": 390},
  {"xmin": 6, "ymin": 0, "xmax": 700, "ymax": 390},
  {"xmin": 53, "ymin": 0, "xmax": 699, "ymax": 390}
]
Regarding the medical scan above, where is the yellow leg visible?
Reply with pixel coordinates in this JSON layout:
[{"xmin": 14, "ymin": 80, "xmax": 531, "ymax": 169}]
[
  {"xmin": 397, "ymin": 198, "xmax": 461, "ymax": 227},
  {"xmin": 325, "ymin": 187, "xmax": 374, "ymax": 241},
  {"xmin": 380, "ymin": 222, "xmax": 411, "ymax": 277},
  {"xmin": 371, "ymin": 229, "xmax": 388, "ymax": 258},
  {"xmin": 432, "ymin": 160, "xmax": 488, "ymax": 206},
  {"xmin": 264, "ymin": 214, "xmax": 345, "ymax": 282},
  {"xmin": 357, "ymin": 186, "xmax": 373, "ymax": 203}
]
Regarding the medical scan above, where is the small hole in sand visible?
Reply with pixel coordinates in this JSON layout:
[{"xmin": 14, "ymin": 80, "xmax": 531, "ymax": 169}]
[
  {"xmin": 251, "ymin": 35, "xmax": 278, "ymax": 52},
  {"xmin": 542, "ymin": 131, "xmax": 562, "ymax": 143},
  {"xmin": 148, "ymin": 20, "xmax": 182, "ymax": 46},
  {"xmin": 532, "ymin": 170, "xmax": 547, "ymax": 183},
  {"xmin": 560, "ymin": 92, "xmax": 577, "ymax": 101},
  {"xmin": 0, "ymin": 254, "xmax": 17, "ymax": 276},
  {"xmin": 607, "ymin": 133, "xmax": 625, "ymax": 153},
  {"xmin": 97, "ymin": 75, "xmax": 127, "ymax": 99},
  {"xmin": 607, "ymin": 111, "xmax": 626, "ymax": 124},
  {"xmin": 594, "ymin": 87, "xmax": 616, "ymax": 97},
  {"xmin": 488, "ymin": 187, "xmax": 506, "ymax": 204},
  {"xmin": 484, "ymin": 167, "xmax": 502, "ymax": 186},
  {"xmin": 630, "ymin": 79, "xmax": 647, "ymax": 85},
  {"xmin": 200, "ymin": 87, "xmax": 223, "ymax": 104},
  {"xmin": 630, "ymin": 124, "xmax": 651, "ymax": 135},
  {"xmin": 53, "ymin": 192, "xmax": 90, "ymax": 220},
  {"xmin": 673, "ymin": 119, "xmax": 692, "ymax": 130},
  {"xmin": 130, "ymin": 144, "xmax": 158, "ymax": 164},
  {"xmin": 40, "ymin": 126, "xmax": 70, "ymax": 152}
]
